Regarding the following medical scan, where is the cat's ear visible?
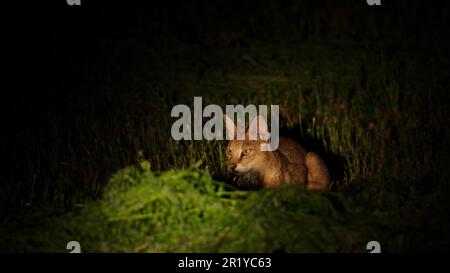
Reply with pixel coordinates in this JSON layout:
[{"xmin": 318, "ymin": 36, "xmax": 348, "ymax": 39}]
[
  {"xmin": 223, "ymin": 114, "xmax": 236, "ymax": 140},
  {"xmin": 248, "ymin": 114, "xmax": 270, "ymax": 140}
]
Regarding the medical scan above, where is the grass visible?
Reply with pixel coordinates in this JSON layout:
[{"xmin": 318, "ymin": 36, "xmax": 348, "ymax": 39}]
[
  {"xmin": 1, "ymin": 3, "xmax": 450, "ymax": 251},
  {"xmin": 2, "ymin": 165, "xmax": 449, "ymax": 252}
]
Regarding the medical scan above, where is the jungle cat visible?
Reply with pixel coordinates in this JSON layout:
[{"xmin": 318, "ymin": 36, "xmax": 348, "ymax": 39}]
[{"xmin": 225, "ymin": 114, "xmax": 330, "ymax": 190}]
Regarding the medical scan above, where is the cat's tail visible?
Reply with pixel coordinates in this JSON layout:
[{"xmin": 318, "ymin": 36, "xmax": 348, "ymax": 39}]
[{"xmin": 305, "ymin": 152, "xmax": 330, "ymax": 191}]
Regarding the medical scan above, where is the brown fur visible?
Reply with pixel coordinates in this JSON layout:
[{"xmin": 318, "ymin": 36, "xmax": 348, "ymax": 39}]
[{"xmin": 225, "ymin": 115, "xmax": 330, "ymax": 190}]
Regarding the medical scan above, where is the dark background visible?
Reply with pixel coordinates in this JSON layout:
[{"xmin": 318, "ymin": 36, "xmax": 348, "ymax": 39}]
[
  {"xmin": 1, "ymin": 0, "xmax": 450, "ymax": 252},
  {"xmin": 3, "ymin": 0, "xmax": 450, "ymax": 206}
]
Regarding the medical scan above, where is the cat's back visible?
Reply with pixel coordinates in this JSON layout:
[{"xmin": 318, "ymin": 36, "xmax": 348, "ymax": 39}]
[{"xmin": 277, "ymin": 136, "xmax": 307, "ymax": 165}]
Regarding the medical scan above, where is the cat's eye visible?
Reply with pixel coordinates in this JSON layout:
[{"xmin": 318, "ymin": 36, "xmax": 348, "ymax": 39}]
[{"xmin": 242, "ymin": 149, "xmax": 251, "ymax": 156}]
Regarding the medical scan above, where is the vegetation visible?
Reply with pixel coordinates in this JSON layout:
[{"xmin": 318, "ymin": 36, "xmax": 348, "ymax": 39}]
[{"xmin": 1, "ymin": 1, "xmax": 449, "ymax": 252}]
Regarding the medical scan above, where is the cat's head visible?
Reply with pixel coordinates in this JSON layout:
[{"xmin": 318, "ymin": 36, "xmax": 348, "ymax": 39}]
[{"xmin": 224, "ymin": 114, "xmax": 270, "ymax": 175}]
